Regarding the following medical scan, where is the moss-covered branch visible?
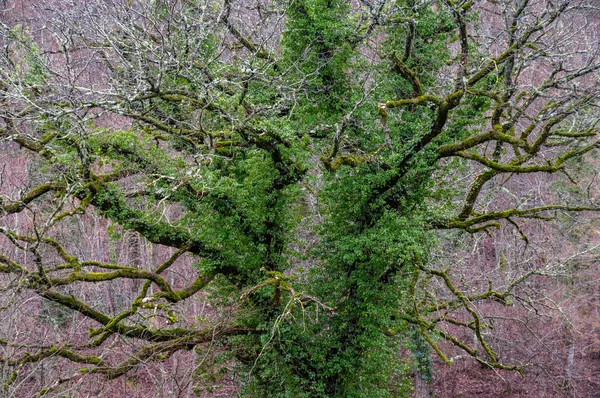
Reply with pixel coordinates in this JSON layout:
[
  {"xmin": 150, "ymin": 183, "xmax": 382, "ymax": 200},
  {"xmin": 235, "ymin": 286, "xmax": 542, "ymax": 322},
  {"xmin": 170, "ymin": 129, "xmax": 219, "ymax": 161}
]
[
  {"xmin": 434, "ymin": 205, "xmax": 600, "ymax": 230},
  {"xmin": 1, "ymin": 182, "xmax": 65, "ymax": 215}
]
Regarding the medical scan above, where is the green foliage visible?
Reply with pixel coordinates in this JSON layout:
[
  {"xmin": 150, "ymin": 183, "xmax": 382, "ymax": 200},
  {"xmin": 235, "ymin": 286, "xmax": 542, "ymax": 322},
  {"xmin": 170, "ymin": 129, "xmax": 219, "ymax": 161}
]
[
  {"xmin": 6, "ymin": 25, "xmax": 46, "ymax": 87},
  {"xmin": 280, "ymin": 0, "xmax": 357, "ymax": 122}
]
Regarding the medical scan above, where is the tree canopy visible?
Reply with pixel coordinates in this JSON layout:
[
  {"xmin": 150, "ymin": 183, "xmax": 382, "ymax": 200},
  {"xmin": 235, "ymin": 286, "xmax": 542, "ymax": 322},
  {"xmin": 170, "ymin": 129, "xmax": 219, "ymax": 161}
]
[{"xmin": 0, "ymin": 0, "xmax": 599, "ymax": 396}]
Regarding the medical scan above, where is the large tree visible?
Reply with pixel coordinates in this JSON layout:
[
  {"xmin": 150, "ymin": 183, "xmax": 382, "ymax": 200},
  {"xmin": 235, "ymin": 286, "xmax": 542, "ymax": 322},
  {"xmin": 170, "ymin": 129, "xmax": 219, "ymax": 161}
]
[{"xmin": 1, "ymin": 0, "xmax": 599, "ymax": 396}]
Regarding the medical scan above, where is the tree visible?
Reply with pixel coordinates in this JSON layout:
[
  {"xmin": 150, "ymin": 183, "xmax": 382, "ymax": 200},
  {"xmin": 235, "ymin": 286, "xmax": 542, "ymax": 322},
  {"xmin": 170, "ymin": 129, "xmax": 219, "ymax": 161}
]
[{"xmin": 0, "ymin": 0, "xmax": 599, "ymax": 396}]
